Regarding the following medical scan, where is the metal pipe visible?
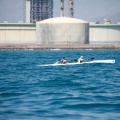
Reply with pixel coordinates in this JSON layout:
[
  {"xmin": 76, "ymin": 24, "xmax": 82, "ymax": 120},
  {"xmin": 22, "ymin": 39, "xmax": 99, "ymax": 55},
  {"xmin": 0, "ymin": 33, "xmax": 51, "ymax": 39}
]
[
  {"xmin": 68, "ymin": 0, "xmax": 74, "ymax": 17},
  {"xmin": 60, "ymin": 0, "xmax": 64, "ymax": 17}
]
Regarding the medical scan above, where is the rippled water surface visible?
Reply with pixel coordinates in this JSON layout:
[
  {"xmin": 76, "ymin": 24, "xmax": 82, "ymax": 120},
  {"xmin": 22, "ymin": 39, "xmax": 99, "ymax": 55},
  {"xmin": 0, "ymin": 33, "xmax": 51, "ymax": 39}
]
[{"xmin": 0, "ymin": 50, "xmax": 120, "ymax": 120}]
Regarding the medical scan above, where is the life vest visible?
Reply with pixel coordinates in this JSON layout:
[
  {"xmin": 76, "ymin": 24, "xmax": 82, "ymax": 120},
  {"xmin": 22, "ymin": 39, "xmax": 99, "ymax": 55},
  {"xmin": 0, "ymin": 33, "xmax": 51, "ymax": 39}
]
[
  {"xmin": 77, "ymin": 58, "xmax": 83, "ymax": 63},
  {"xmin": 62, "ymin": 59, "xmax": 67, "ymax": 64}
]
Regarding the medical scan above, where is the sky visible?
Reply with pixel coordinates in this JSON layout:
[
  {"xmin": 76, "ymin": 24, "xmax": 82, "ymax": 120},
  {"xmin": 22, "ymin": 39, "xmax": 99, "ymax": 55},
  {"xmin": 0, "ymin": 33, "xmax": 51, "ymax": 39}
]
[{"xmin": 0, "ymin": 0, "xmax": 120, "ymax": 23}]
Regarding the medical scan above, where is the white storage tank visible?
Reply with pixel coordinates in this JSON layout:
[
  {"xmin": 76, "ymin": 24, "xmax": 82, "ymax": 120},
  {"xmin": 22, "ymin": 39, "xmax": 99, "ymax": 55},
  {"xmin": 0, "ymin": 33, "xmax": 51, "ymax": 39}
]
[{"xmin": 36, "ymin": 17, "xmax": 89, "ymax": 46}]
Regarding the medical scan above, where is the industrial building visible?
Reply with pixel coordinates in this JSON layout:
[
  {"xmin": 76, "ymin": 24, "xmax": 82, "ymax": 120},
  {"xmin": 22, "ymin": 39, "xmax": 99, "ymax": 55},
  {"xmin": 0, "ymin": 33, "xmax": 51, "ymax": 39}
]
[
  {"xmin": 90, "ymin": 23, "xmax": 120, "ymax": 44},
  {"xmin": 0, "ymin": 0, "xmax": 120, "ymax": 49},
  {"xmin": 25, "ymin": 0, "xmax": 53, "ymax": 23},
  {"xmin": 60, "ymin": 0, "xmax": 74, "ymax": 17},
  {"xmin": 0, "ymin": 22, "xmax": 36, "ymax": 44},
  {"xmin": 36, "ymin": 17, "xmax": 89, "ymax": 45},
  {"xmin": 0, "ymin": 18, "xmax": 120, "ymax": 47}
]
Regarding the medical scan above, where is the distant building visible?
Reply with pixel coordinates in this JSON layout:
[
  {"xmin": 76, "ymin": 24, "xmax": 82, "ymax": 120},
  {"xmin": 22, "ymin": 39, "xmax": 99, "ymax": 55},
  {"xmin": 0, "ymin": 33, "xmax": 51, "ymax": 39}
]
[
  {"xmin": 25, "ymin": 0, "xmax": 53, "ymax": 23},
  {"xmin": 0, "ymin": 19, "xmax": 120, "ymax": 45},
  {"xmin": 25, "ymin": 0, "xmax": 30, "ymax": 23}
]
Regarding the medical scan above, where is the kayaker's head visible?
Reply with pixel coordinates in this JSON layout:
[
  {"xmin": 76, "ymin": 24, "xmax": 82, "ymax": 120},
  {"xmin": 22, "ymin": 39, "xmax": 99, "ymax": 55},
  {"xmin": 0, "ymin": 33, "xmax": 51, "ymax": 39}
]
[
  {"xmin": 80, "ymin": 56, "xmax": 83, "ymax": 58},
  {"xmin": 91, "ymin": 57, "xmax": 94, "ymax": 61},
  {"xmin": 63, "ymin": 57, "xmax": 66, "ymax": 60}
]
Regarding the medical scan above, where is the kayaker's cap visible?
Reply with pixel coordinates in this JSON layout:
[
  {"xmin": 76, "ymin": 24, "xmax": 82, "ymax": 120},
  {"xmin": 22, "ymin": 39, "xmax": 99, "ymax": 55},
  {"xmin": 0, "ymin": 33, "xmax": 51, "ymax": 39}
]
[{"xmin": 81, "ymin": 56, "xmax": 83, "ymax": 58}]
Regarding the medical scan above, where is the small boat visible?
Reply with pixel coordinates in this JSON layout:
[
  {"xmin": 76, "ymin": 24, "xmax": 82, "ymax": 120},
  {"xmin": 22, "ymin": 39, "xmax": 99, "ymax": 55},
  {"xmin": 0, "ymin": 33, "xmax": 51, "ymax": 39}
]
[{"xmin": 38, "ymin": 59, "xmax": 115, "ymax": 67}]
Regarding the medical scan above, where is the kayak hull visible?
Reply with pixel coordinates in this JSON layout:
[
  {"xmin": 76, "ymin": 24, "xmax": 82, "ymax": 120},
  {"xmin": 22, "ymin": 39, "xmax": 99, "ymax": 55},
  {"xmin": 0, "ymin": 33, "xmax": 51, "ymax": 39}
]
[{"xmin": 38, "ymin": 59, "xmax": 115, "ymax": 67}]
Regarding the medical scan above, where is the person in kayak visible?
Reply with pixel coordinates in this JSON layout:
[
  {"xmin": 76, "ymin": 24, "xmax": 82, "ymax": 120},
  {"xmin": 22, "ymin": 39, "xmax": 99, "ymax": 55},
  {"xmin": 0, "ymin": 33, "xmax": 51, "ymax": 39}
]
[
  {"xmin": 61, "ymin": 57, "xmax": 68, "ymax": 64},
  {"xmin": 91, "ymin": 57, "xmax": 94, "ymax": 61},
  {"xmin": 77, "ymin": 56, "xmax": 84, "ymax": 63}
]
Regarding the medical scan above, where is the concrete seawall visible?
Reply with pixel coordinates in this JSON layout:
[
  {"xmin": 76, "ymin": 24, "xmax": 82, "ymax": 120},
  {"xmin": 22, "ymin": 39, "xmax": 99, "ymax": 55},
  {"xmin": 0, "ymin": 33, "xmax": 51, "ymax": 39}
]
[{"xmin": 0, "ymin": 44, "xmax": 120, "ymax": 50}]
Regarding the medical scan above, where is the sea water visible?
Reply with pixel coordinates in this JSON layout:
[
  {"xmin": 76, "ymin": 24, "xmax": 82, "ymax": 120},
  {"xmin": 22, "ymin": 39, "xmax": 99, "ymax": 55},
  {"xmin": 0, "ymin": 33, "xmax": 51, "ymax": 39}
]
[{"xmin": 0, "ymin": 50, "xmax": 120, "ymax": 120}]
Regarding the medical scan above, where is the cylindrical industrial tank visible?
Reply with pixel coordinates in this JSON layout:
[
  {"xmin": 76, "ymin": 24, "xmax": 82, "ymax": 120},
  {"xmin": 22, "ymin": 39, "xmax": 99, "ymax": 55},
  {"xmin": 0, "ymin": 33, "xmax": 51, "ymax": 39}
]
[{"xmin": 36, "ymin": 17, "xmax": 89, "ymax": 46}]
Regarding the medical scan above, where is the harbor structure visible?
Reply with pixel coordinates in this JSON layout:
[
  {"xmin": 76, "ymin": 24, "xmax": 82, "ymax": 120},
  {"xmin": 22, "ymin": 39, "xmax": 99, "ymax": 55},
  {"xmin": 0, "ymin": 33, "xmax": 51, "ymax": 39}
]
[
  {"xmin": 36, "ymin": 17, "xmax": 89, "ymax": 45},
  {"xmin": 0, "ymin": 22, "xmax": 36, "ymax": 44},
  {"xmin": 0, "ymin": 0, "xmax": 119, "ymax": 49},
  {"xmin": 25, "ymin": 0, "xmax": 53, "ymax": 23},
  {"xmin": 0, "ymin": 20, "xmax": 120, "ymax": 45},
  {"xmin": 90, "ymin": 22, "xmax": 120, "ymax": 44}
]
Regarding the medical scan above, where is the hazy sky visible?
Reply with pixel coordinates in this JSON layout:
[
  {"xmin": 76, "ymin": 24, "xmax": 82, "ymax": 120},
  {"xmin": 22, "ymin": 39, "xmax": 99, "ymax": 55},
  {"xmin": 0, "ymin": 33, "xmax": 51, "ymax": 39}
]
[{"xmin": 0, "ymin": 0, "xmax": 120, "ymax": 23}]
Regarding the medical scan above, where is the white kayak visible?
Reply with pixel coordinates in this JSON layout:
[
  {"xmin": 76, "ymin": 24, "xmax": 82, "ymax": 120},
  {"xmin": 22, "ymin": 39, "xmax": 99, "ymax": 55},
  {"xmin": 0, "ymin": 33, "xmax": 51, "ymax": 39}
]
[{"xmin": 38, "ymin": 59, "xmax": 115, "ymax": 67}]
